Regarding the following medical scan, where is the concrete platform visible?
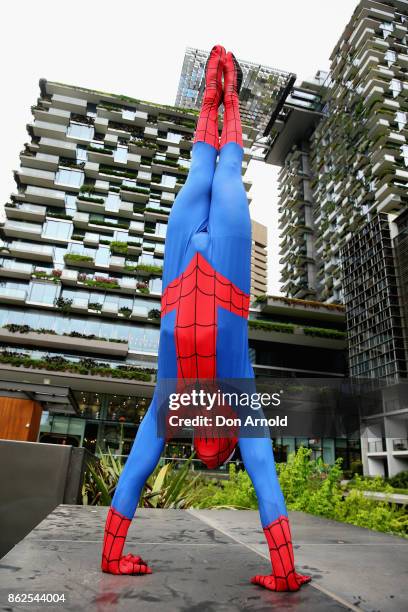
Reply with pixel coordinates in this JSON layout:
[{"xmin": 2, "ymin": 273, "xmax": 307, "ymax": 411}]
[{"xmin": 0, "ymin": 506, "xmax": 406, "ymax": 612}]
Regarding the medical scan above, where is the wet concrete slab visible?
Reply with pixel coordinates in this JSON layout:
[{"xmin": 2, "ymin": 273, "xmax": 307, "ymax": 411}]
[{"xmin": 0, "ymin": 506, "xmax": 405, "ymax": 611}]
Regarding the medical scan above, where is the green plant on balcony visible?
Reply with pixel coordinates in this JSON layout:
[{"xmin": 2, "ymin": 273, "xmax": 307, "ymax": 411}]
[
  {"xmin": 248, "ymin": 320, "xmax": 296, "ymax": 334},
  {"xmin": 303, "ymin": 327, "xmax": 346, "ymax": 340},
  {"xmin": 54, "ymin": 296, "xmax": 73, "ymax": 313},
  {"xmin": 64, "ymin": 253, "xmax": 94, "ymax": 264},
  {"xmin": 71, "ymin": 233, "xmax": 84, "ymax": 241},
  {"xmin": 137, "ymin": 282, "xmax": 150, "ymax": 294},
  {"xmin": 47, "ymin": 211, "xmax": 73, "ymax": 220},
  {"xmin": 77, "ymin": 194, "xmax": 105, "ymax": 204},
  {"xmin": 5, "ymin": 202, "xmax": 17, "ymax": 208},
  {"xmin": 31, "ymin": 270, "xmax": 61, "ymax": 284},
  {"xmin": 83, "ymin": 276, "xmax": 119, "ymax": 290},
  {"xmin": 0, "ymin": 349, "xmax": 151, "ymax": 380},
  {"xmin": 253, "ymin": 294, "xmax": 267, "ymax": 304},
  {"xmin": 87, "ymin": 144, "xmax": 114, "ymax": 155},
  {"xmin": 4, "ymin": 324, "xmax": 31, "ymax": 334},
  {"xmin": 110, "ymin": 186, "xmax": 120, "ymax": 193},
  {"xmin": 120, "ymin": 184, "xmax": 149, "ymax": 194},
  {"xmin": 80, "ymin": 185, "xmax": 95, "ymax": 193},
  {"xmin": 100, "ymin": 165, "xmax": 137, "ymax": 180},
  {"xmin": 109, "ymin": 241, "xmax": 128, "ymax": 255},
  {"xmin": 119, "ymin": 307, "xmax": 132, "ymax": 318},
  {"xmin": 89, "ymin": 302, "xmax": 103, "ymax": 311},
  {"xmin": 136, "ymin": 264, "xmax": 163, "ymax": 275},
  {"xmin": 148, "ymin": 308, "xmax": 161, "ymax": 320}
]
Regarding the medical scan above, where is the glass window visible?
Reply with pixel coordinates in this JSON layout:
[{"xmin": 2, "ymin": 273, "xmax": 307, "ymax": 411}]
[
  {"xmin": 114, "ymin": 230, "xmax": 129, "ymax": 242},
  {"xmin": 105, "ymin": 193, "xmax": 120, "ymax": 213},
  {"xmin": 28, "ymin": 282, "xmax": 59, "ymax": 305},
  {"xmin": 161, "ymin": 174, "xmax": 177, "ymax": 188},
  {"xmin": 65, "ymin": 194, "xmax": 77, "ymax": 214},
  {"xmin": 390, "ymin": 79, "xmax": 402, "ymax": 98},
  {"xmin": 55, "ymin": 169, "xmax": 84, "ymax": 188},
  {"xmin": 76, "ymin": 146, "xmax": 88, "ymax": 162},
  {"xmin": 67, "ymin": 122, "xmax": 94, "ymax": 141},
  {"xmin": 167, "ymin": 132, "xmax": 182, "ymax": 144},
  {"xmin": 114, "ymin": 146, "xmax": 128, "ymax": 163},
  {"xmin": 43, "ymin": 220, "xmax": 72, "ymax": 241},
  {"xmin": 95, "ymin": 246, "xmax": 110, "ymax": 266}
]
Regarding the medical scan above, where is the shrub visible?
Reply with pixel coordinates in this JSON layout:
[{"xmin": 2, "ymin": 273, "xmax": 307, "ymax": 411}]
[
  {"xmin": 303, "ymin": 326, "xmax": 346, "ymax": 340},
  {"xmin": 388, "ymin": 471, "xmax": 408, "ymax": 490},
  {"xmin": 64, "ymin": 253, "xmax": 94, "ymax": 263},
  {"xmin": 248, "ymin": 320, "xmax": 295, "ymax": 334}
]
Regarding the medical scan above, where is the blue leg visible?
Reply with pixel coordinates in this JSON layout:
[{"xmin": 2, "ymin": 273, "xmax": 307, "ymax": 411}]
[
  {"xmin": 238, "ymin": 437, "xmax": 287, "ymax": 527},
  {"xmin": 207, "ymin": 142, "xmax": 251, "ymax": 294},
  {"xmin": 111, "ymin": 395, "xmax": 165, "ymax": 519},
  {"xmin": 162, "ymin": 141, "xmax": 217, "ymax": 289}
]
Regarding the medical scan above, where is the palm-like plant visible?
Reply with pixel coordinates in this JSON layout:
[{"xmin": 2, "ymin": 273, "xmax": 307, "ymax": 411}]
[{"xmin": 82, "ymin": 450, "xmax": 202, "ymax": 509}]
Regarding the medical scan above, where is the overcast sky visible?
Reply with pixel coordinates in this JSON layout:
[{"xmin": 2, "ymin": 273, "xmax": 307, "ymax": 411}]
[{"xmin": 1, "ymin": 0, "xmax": 359, "ymax": 293}]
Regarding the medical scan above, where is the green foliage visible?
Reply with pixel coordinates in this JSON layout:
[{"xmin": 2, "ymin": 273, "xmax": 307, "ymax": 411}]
[
  {"xmin": 388, "ymin": 471, "xmax": 408, "ymax": 490},
  {"xmin": 64, "ymin": 253, "xmax": 94, "ymax": 263},
  {"xmin": 193, "ymin": 448, "xmax": 408, "ymax": 538},
  {"xmin": 194, "ymin": 464, "xmax": 258, "ymax": 510},
  {"xmin": 0, "ymin": 351, "xmax": 152, "ymax": 380},
  {"xmin": 77, "ymin": 194, "xmax": 105, "ymax": 204},
  {"xmin": 83, "ymin": 453, "xmax": 202, "ymax": 509},
  {"xmin": 303, "ymin": 326, "xmax": 346, "ymax": 340},
  {"xmin": 248, "ymin": 319, "xmax": 295, "ymax": 334}
]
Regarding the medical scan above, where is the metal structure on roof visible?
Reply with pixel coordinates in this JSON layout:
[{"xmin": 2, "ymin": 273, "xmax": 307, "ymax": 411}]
[{"xmin": 175, "ymin": 47, "xmax": 296, "ymax": 157}]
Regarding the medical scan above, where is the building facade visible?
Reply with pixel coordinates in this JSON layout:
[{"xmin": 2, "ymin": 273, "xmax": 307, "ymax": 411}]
[
  {"xmin": 176, "ymin": 47, "xmax": 295, "ymax": 149},
  {"xmin": 0, "ymin": 79, "xmax": 268, "ymax": 461},
  {"xmin": 265, "ymin": 0, "xmax": 408, "ymax": 476}
]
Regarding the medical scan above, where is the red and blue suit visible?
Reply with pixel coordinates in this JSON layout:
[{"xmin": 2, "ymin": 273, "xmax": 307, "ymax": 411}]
[{"xmin": 101, "ymin": 46, "xmax": 311, "ymax": 592}]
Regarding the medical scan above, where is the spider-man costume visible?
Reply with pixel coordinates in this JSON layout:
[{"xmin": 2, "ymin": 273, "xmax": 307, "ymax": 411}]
[{"xmin": 102, "ymin": 46, "xmax": 311, "ymax": 592}]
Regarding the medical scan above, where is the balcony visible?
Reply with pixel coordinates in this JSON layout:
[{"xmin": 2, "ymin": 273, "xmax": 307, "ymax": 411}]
[
  {"xmin": 71, "ymin": 297, "xmax": 89, "ymax": 312},
  {"xmin": 9, "ymin": 241, "xmax": 54, "ymax": 262},
  {"xmin": 118, "ymin": 278, "xmax": 137, "ymax": 293},
  {"xmin": 31, "ymin": 120, "xmax": 67, "ymax": 139},
  {"xmin": 129, "ymin": 221, "xmax": 144, "ymax": 235},
  {"xmin": 367, "ymin": 439, "xmax": 385, "ymax": 454},
  {"xmin": 51, "ymin": 94, "xmax": 87, "ymax": 114},
  {"xmin": 83, "ymin": 233, "xmax": 99, "ymax": 246},
  {"xmin": 73, "ymin": 212, "xmax": 89, "ymax": 229},
  {"xmin": 119, "ymin": 185, "xmax": 149, "ymax": 203},
  {"xmin": 22, "ymin": 185, "xmax": 66, "ymax": 207},
  {"xmin": 4, "ymin": 203, "xmax": 46, "ymax": 223},
  {"xmin": 20, "ymin": 152, "xmax": 59, "ymax": 172},
  {"xmin": 0, "ymin": 260, "xmax": 33, "ymax": 280},
  {"xmin": 118, "ymin": 202, "xmax": 134, "ymax": 219},
  {"xmin": 38, "ymin": 137, "xmax": 77, "ymax": 158},
  {"xmin": 109, "ymin": 256, "xmax": 126, "ymax": 272},
  {"xmin": 0, "ymin": 287, "xmax": 27, "ymax": 304},
  {"xmin": 76, "ymin": 197, "xmax": 105, "ymax": 214},
  {"xmin": 392, "ymin": 439, "xmax": 408, "ymax": 454},
  {"xmin": 102, "ymin": 301, "xmax": 119, "ymax": 315},
  {"xmin": 2, "ymin": 220, "xmax": 42, "ymax": 240},
  {"xmin": 15, "ymin": 167, "xmax": 55, "ymax": 188},
  {"xmin": 131, "ymin": 305, "xmax": 149, "ymax": 320},
  {"xmin": 60, "ymin": 269, "xmax": 78, "ymax": 285},
  {"xmin": 0, "ymin": 327, "xmax": 128, "ymax": 357}
]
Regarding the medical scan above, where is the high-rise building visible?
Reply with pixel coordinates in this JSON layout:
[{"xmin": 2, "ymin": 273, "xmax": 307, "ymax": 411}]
[
  {"xmin": 250, "ymin": 220, "xmax": 268, "ymax": 297},
  {"xmin": 265, "ymin": 0, "xmax": 408, "ymax": 476},
  {"xmin": 176, "ymin": 47, "xmax": 295, "ymax": 149},
  {"xmin": 267, "ymin": 0, "xmax": 408, "ymax": 305},
  {"xmin": 0, "ymin": 79, "xmax": 256, "ymax": 454}
]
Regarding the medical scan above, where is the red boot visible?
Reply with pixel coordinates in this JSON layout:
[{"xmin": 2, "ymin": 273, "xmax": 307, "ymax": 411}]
[
  {"xmin": 220, "ymin": 52, "xmax": 243, "ymax": 148},
  {"xmin": 101, "ymin": 507, "xmax": 152, "ymax": 575},
  {"xmin": 251, "ymin": 515, "xmax": 311, "ymax": 591},
  {"xmin": 194, "ymin": 45, "xmax": 226, "ymax": 149}
]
